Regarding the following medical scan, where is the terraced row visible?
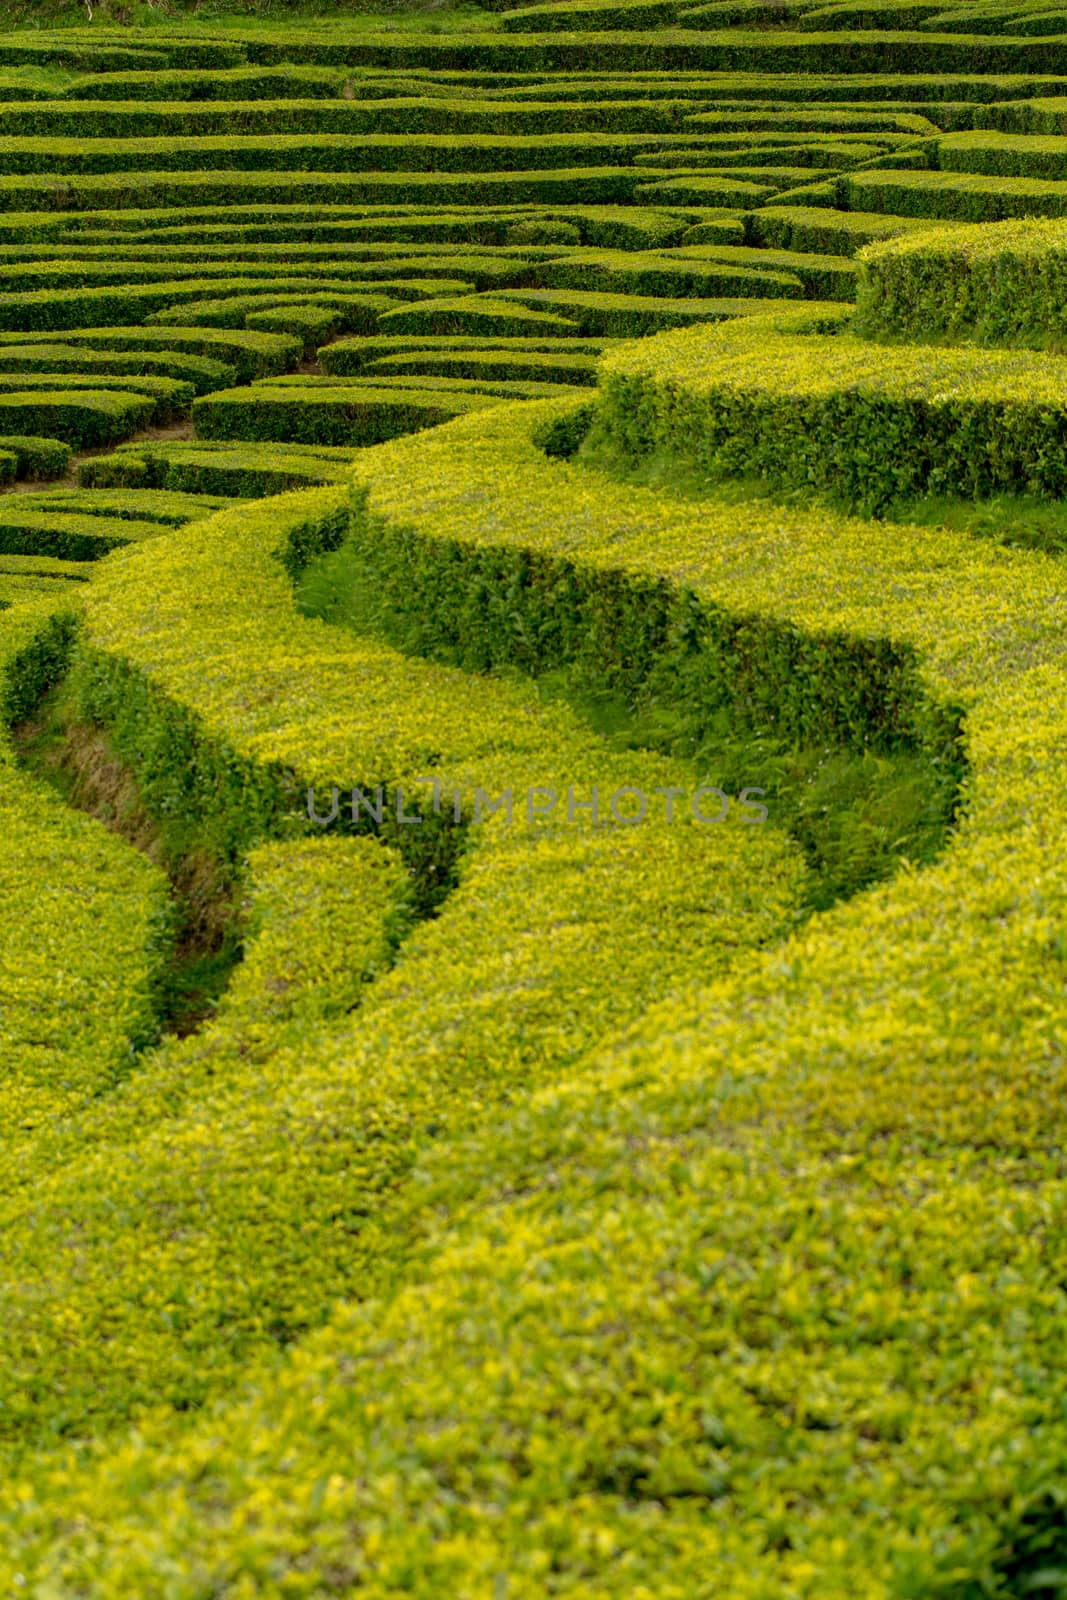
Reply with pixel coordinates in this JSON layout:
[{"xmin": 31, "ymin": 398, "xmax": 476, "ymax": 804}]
[{"xmin": 1, "ymin": 9, "xmax": 1067, "ymax": 1593}]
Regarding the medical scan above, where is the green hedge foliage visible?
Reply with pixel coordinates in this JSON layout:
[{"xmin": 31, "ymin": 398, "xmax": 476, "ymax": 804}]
[
  {"xmin": 0, "ymin": 96, "xmax": 733, "ymax": 139},
  {"xmin": 0, "ymin": 342, "xmax": 236, "ymax": 395},
  {"xmin": 495, "ymin": 286, "xmax": 808, "ymax": 333},
  {"xmin": 0, "ymin": 167, "xmax": 672, "ymax": 213},
  {"xmin": 318, "ymin": 333, "xmax": 617, "ymax": 377},
  {"xmin": 752, "ymin": 200, "xmax": 945, "ymax": 250},
  {"xmin": 674, "ymin": 240, "xmax": 859, "ymax": 294},
  {"xmin": 147, "ymin": 290, "xmax": 402, "ymax": 332},
  {"xmin": 0, "ymin": 389, "xmax": 154, "ymax": 450},
  {"xmin": 59, "ymin": 67, "xmax": 350, "ymax": 102},
  {"xmin": 192, "ymin": 383, "xmax": 499, "ymax": 448},
  {"xmin": 501, "ymin": 0, "xmax": 682, "ymax": 26},
  {"xmin": 274, "ymin": 370, "xmax": 578, "ymax": 401},
  {"xmin": 0, "ymin": 371, "xmax": 192, "ymax": 426},
  {"xmin": 596, "ymin": 303, "xmax": 1067, "ymax": 510},
  {"xmin": 0, "ymin": 603, "xmax": 173, "ymax": 1135},
  {"xmin": 364, "ymin": 348, "xmax": 601, "ymax": 384},
  {"xmin": 375, "ymin": 295, "xmax": 582, "ymax": 335},
  {"xmin": 0, "ymin": 201, "xmax": 693, "ymax": 252},
  {"xmin": 0, "ymin": 507, "xmax": 165, "ymax": 562},
  {"xmin": 797, "ymin": 0, "xmax": 953, "ymax": 27},
  {"xmin": 521, "ymin": 247, "xmax": 806, "ymax": 296},
  {"xmin": 11, "ymin": 489, "xmax": 233, "ymax": 526},
  {"xmin": 8, "ymin": 386, "xmax": 1051, "ymax": 1589},
  {"xmin": 474, "ymin": 66, "xmax": 1067, "ymax": 99},
  {"xmin": 0, "ymin": 253, "xmax": 512, "ymax": 293},
  {"xmin": 3, "ymin": 18, "xmax": 1067, "ymax": 1590},
  {"xmin": 844, "ymin": 162, "xmax": 1067, "ymax": 216},
  {"xmin": 921, "ymin": 2, "xmax": 1067, "ymax": 31},
  {"xmin": 33, "ymin": 397, "xmax": 1046, "ymax": 1594},
  {"xmin": 80, "ymin": 441, "xmax": 356, "ymax": 498},
  {"xmin": 208, "ymin": 27, "xmax": 1067, "ymax": 74},
  {"xmin": 0, "ymin": 554, "xmax": 90, "ymax": 581},
  {"xmin": 0, "ymin": 130, "xmax": 746, "ymax": 178},
  {"xmin": 0, "ymin": 325, "xmax": 301, "ymax": 382},
  {"xmin": 0, "ymin": 571, "xmax": 82, "ymax": 605},
  {"xmin": 853, "ymin": 214, "xmax": 1067, "ymax": 346},
  {"xmin": 631, "ymin": 139, "xmax": 890, "ymax": 167},
  {"xmin": 0, "ymin": 277, "xmax": 409, "ymax": 335},
  {"xmin": 0, "ymin": 476, "xmax": 806, "ymax": 1454},
  {"xmin": 938, "ymin": 127, "xmax": 1067, "ymax": 176},
  {"xmin": 0, "ymin": 41, "xmax": 169, "ymax": 71},
  {"xmin": 980, "ymin": 93, "xmax": 1067, "ymax": 131},
  {"xmin": 635, "ymin": 172, "xmax": 780, "ymax": 204},
  {"xmin": 0, "ymin": 434, "xmax": 71, "ymax": 480}
]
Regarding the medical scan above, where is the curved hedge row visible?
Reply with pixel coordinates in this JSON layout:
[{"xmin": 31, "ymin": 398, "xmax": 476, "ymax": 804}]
[
  {"xmin": 854, "ymin": 213, "xmax": 1067, "ymax": 345},
  {"xmin": 592, "ymin": 300, "xmax": 1067, "ymax": 508},
  {"xmin": 0, "ymin": 483, "xmax": 804, "ymax": 1453},
  {"xmin": 0, "ymin": 17, "xmax": 1065, "ymax": 1592},
  {"xmin": 1, "ymin": 360, "xmax": 1064, "ymax": 1585}
]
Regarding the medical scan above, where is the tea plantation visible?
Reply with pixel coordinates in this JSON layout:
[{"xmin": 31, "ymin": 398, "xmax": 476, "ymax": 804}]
[{"xmin": 1, "ymin": 0, "xmax": 1067, "ymax": 1593}]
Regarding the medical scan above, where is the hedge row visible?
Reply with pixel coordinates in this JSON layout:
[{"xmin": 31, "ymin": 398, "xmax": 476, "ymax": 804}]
[
  {"xmin": 0, "ymin": 242, "xmax": 538, "ymax": 277},
  {"xmin": 0, "ymin": 434, "xmax": 70, "ymax": 480},
  {"xmin": 0, "ymin": 342, "xmax": 235, "ymax": 395},
  {"xmin": 81, "ymin": 442, "xmax": 357, "ymax": 497},
  {"xmin": 0, "ymin": 390, "xmax": 154, "ymax": 451},
  {"xmin": 0, "ymin": 130, "xmax": 746, "ymax": 177},
  {"xmin": 192, "ymin": 383, "xmax": 499, "ymax": 448},
  {"xmin": 0, "ymin": 508, "xmax": 165, "ymax": 562},
  {"xmin": 501, "ymin": 0, "xmax": 683, "ymax": 30},
  {"xmin": 678, "ymin": 0, "xmax": 816, "ymax": 21},
  {"xmin": 12, "ymin": 488, "xmax": 233, "ymax": 526},
  {"xmin": 3, "ymin": 291, "xmax": 1067, "ymax": 1594},
  {"xmin": 372, "ymin": 293, "xmax": 582, "ymax": 335},
  {"xmin": 4, "ymin": 33, "xmax": 248, "ymax": 71},
  {"xmin": 0, "ymin": 601, "xmax": 173, "ymax": 1136},
  {"xmin": 0, "ymin": 325, "xmax": 300, "ymax": 382},
  {"xmin": 0, "ymin": 95, "xmax": 743, "ymax": 138},
  {"xmin": 921, "ymin": 2, "xmax": 1067, "ymax": 31},
  {"xmin": 853, "ymin": 214, "xmax": 1067, "ymax": 347},
  {"xmin": 522, "ymin": 247, "xmax": 806, "ymax": 296},
  {"xmin": 844, "ymin": 162, "xmax": 1067, "ymax": 216},
  {"xmin": 0, "ymin": 464, "xmax": 803, "ymax": 1456},
  {"xmin": 318, "ymin": 332, "xmax": 617, "ymax": 376},
  {"xmin": 60, "ymin": 66, "xmax": 352, "ymax": 101},
  {"xmin": 492, "ymin": 286, "xmax": 807, "ymax": 333},
  {"xmin": 674, "ymin": 239, "xmax": 859, "ymax": 294},
  {"xmin": 0, "ymin": 554, "xmax": 90, "ymax": 580},
  {"xmin": 751, "ymin": 200, "xmax": 944, "ymax": 250},
  {"xmin": 595, "ymin": 302, "xmax": 1067, "ymax": 510},
  {"xmin": 0, "ymin": 201, "xmax": 693, "ymax": 252},
  {"xmin": 475, "ymin": 67, "xmax": 1067, "ymax": 99},
  {"xmin": 938, "ymin": 127, "xmax": 1067, "ymax": 177},
  {"xmin": 0, "ymin": 572, "xmax": 82, "ymax": 606},
  {"xmin": 0, "ymin": 277, "xmax": 430, "ymax": 336},
  {"xmin": 631, "ymin": 139, "xmax": 888, "ymax": 167},
  {"xmin": 270, "ymin": 370, "xmax": 579, "ymax": 400},
  {"xmin": 364, "ymin": 348, "xmax": 601, "ymax": 384},
  {"xmin": 0, "ymin": 167, "xmax": 671, "ymax": 212},
  {"xmin": 795, "ymin": 0, "xmax": 953, "ymax": 28},
  {"xmin": 635, "ymin": 171, "xmax": 780, "ymax": 202},
  {"xmin": 0, "ymin": 41, "xmax": 170, "ymax": 70},
  {"xmin": 0, "ymin": 256, "xmax": 504, "ymax": 294},
  {"xmin": 684, "ymin": 104, "xmax": 937, "ymax": 129},
  {"xmin": 0, "ymin": 371, "xmax": 193, "ymax": 426},
  {"xmin": 979, "ymin": 93, "xmax": 1067, "ymax": 130},
  {"xmin": 148, "ymin": 291, "xmax": 403, "ymax": 333},
  {"xmin": 225, "ymin": 28, "xmax": 1067, "ymax": 74}
]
